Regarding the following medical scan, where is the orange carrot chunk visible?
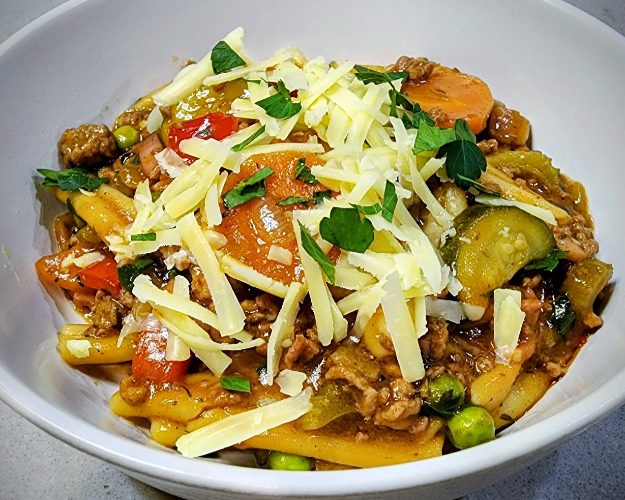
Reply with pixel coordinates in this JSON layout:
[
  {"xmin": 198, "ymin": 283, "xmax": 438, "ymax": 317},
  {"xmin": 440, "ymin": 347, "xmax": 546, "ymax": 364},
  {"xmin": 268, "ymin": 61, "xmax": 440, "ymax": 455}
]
[{"xmin": 403, "ymin": 65, "xmax": 494, "ymax": 135}]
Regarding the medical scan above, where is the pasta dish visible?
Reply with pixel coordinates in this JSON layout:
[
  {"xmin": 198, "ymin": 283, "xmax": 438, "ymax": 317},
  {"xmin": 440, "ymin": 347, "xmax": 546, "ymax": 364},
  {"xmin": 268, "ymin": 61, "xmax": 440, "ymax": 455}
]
[{"xmin": 35, "ymin": 28, "xmax": 612, "ymax": 470}]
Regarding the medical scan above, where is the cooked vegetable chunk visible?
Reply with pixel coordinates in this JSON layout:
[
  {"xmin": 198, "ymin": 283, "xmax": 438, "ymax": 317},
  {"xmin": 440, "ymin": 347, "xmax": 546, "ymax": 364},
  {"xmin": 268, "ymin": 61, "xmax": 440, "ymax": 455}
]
[
  {"xmin": 440, "ymin": 205, "xmax": 555, "ymax": 307},
  {"xmin": 561, "ymin": 259, "xmax": 613, "ymax": 328},
  {"xmin": 267, "ymin": 451, "xmax": 314, "ymax": 471},
  {"xmin": 447, "ymin": 405, "xmax": 495, "ymax": 450}
]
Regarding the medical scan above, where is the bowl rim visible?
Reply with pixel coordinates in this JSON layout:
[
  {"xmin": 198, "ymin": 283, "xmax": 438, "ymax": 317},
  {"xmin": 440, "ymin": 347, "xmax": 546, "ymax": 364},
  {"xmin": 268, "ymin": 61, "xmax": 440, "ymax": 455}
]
[{"xmin": 1, "ymin": 0, "xmax": 624, "ymax": 496}]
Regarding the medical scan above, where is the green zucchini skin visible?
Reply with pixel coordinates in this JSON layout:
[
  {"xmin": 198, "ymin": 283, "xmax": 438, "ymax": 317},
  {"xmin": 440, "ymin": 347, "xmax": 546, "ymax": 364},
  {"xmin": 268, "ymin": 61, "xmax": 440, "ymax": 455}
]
[{"xmin": 440, "ymin": 205, "xmax": 555, "ymax": 307}]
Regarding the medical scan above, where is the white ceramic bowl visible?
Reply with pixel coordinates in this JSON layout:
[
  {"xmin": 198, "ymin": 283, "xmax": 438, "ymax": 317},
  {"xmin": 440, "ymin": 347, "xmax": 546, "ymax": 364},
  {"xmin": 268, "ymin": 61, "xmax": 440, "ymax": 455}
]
[{"xmin": 0, "ymin": 0, "xmax": 623, "ymax": 498}]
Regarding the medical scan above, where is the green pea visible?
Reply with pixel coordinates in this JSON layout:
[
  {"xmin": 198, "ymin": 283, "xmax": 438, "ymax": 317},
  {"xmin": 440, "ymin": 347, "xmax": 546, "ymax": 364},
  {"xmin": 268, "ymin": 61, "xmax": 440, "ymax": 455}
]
[
  {"xmin": 427, "ymin": 373, "xmax": 465, "ymax": 407},
  {"xmin": 113, "ymin": 125, "xmax": 140, "ymax": 151},
  {"xmin": 267, "ymin": 451, "xmax": 313, "ymax": 471},
  {"xmin": 447, "ymin": 405, "xmax": 495, "ymax": 450}
]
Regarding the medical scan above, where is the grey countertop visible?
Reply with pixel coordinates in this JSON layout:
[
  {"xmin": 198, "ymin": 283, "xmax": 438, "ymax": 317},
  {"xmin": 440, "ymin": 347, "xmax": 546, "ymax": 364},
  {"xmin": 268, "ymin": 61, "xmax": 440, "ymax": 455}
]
[{"xmin": 1, "ymin": 1, "xmax": 624, "ymax": 499}]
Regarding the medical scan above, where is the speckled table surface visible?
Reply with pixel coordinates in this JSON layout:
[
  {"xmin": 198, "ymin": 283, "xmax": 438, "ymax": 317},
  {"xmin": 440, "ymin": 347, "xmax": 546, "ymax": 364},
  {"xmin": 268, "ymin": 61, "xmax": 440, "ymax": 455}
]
[{"xmin": 1, "ymin": 1, "xmax": 624, "ymax": 499}]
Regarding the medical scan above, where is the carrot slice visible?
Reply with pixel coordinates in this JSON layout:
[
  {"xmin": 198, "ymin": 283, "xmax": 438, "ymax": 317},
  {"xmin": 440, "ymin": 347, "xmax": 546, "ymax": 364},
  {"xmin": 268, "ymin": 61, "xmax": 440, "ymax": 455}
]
[
  {"xmin": 403, "ymin": 65, "xmax": 494, "ymax": 134},
  {"xmin": 215, "ymin": 151, "xmax": 336, "ymax": 285}
]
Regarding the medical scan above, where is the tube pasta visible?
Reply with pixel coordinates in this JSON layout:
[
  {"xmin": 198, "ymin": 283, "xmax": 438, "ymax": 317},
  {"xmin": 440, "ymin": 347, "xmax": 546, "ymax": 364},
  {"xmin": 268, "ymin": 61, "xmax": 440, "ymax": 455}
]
[
  {"xmin": 492, "ymin": 371, "xmax": 552, "ymax": 428},
  {"xmin": 110, "ymin": 373, "xmax": 220, "ymax": 422},
  {"xmin": 58, "ymin": 324, "xmax": 136, "ymax": 365},
  {"xmin": 470, "ymin": 359, "xmax": 522, "ymax": 412},
  {"xmin": 53, "ymin": 185, "xmax": 136, "ymax": 240}
]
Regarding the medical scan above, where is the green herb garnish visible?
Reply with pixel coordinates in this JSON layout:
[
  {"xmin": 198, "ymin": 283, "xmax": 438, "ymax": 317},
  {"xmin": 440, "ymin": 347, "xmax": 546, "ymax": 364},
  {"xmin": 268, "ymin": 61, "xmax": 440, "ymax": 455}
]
[
  {"xmin": 298, "ymin": 221, "xmax": 335, "ymax": 285},
  {"xmin": 549, "ymin": 293, "xmax": 576, "ymax": 337},
  {"xmin": 255, "ymin": 80, "xmax": 302, "ymax": 119},
  {"xmin": 352, "ymin": 203, "xmax": 382, "ymax": 215},
  {"xmin": 435, "ymin": 119, "xmax": 487, "ymax": 190},
  {"xmin": 294, "ymin": 158, "xmax": 318, "ymax": 184},
  {"xmin": 313, "ymin": 190, "xmax": 332, "ymax": 204},
  {"xmin": 244, "ymin": 79, "xmax": 262, "ymax": 84},
  {"xmin": 222, "ymin": 167, "xmax": 274, "ymax": 210},
  {"xmin": 117, "ymin": 257, "xmax": 155, "ymax": 291},
  {"xmin": 381, "ymin": 180, "xmax": 398, "ymax": 222},
  {"xmin": 231, "ymin": 125, "xmax": 266, "ymax": 152},
  {"xmin": 277, "ymin": 196, "xmax": 311, "ymax": 206},
  {"xmin": 210, "ymin": 41, "xmax": 246, "ymax": 74},
  {"xmin": 220, "ymin": 376, "xmax": 251, "ymax": 393},
  {"xmin": 131, "ymin": 232, "xmax": 157, "ymax": 242},
  {"xmin": 319, "ymin": 207, "xmax": 374, "ymax": 253},
  {"xmin": 412, "ymin": 120, "xmax": 457, "ymax": 155},
  {"xmin": 353, "ymin": 65, "xmax": 408, "ymax": 86},
  {"xmin": 131, "ymin": 154, "xmax": 141, "ymax": 165},
  {"xmin": 38, "ymin": 168, "xmax": 108, "ymax": 192},
  {"xmin": 525, "ymin": 250, "xmax": 568, "ymax": 272}
]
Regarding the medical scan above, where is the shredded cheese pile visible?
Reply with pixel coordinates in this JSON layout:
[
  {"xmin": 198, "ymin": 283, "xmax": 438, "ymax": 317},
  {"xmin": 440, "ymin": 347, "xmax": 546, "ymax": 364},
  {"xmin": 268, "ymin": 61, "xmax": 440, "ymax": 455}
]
[{"xmin": 105, "ymin": 28, "xmax": 536, "ymax": 456}]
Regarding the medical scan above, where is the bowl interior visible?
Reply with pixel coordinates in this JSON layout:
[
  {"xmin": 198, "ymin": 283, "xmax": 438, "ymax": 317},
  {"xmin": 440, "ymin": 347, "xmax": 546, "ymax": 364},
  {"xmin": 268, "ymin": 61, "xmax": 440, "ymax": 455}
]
[{"xmin": 0, "ymin": 0, "xmax": 624, "ymax": 497}]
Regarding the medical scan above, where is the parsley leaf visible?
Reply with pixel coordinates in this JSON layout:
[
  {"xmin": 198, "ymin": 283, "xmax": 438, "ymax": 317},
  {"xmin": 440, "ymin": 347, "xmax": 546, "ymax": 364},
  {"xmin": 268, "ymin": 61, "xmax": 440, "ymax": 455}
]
[
  {"xmin": 277, "ymin": 196, "xmax": 310, "ymax": 206},
  {"xmin": 131, "ymin": 232, "xmax": 157, "ymax": 242},
  {"xmin": 38, "ymin": 168, "xmax": 108, "ymax": 192},
  {"xmin": 255, "ymin": 80, "xmax": 302, "ymax": 119},
  {"xmin": 298, "ymin": 221, "xmax": 335, "ymax": 285},
  {"xmin": 210, "ymin": 41, "xmax": 246, "ymax": 74},
  {"xmin": 231, "ymin": 125, "xmax": 266, "ymax": 152},
  {"xmin": 294, "ymin": 158, "xmax": 318, "ymax": 184},
  {"xmin": 453, "ymin": 118, "xmax": 476, "ymax": 143},
  {"xmin": 313, "ymin": 190, "xmax": 332, "ymax": 204},
  {"xmin": 352, "ymin": 203, "xmax": 382, "ymax": 215},
  {"xmin": 411, "ymin": 103, "xmax": 436, "ymax": 128},
  {"xmin": 440, "ymin": 140, "xmax": 487, "ymax": 190},
  {"xmin": 352, "ymin": 182, "xmax": 397, "ymax": 221},
  {"xmin": 549, "ymin": 293, "xmax": 576, "ymax": 337},
  {"xmin": 222, "ymin": 167, "xmax": 274, "ymax": 210},
  {"xmin": 413, "ymin": 120, "xmax": 457, "ymax": 155},
  {"xmin": 525, "ymin": 250, "xmax": 568, "ymax": 272},
  {"xmin": 382, "ymin": 180, "xmax": 398, "ymax": 222},
  {"xmin": 117, "ymin": 257, "xmax": 155, "ymax": 291},
  {"xmin": 319, "ymin": 207, "xmax": 374, "ymax": 253},
  {"xmin": 353, "ymin": 65, "xmax": 409, "ymax": 86},
  {"xmin": 220, "ymin": 376, "xmax": 251, "ymax": 393}
]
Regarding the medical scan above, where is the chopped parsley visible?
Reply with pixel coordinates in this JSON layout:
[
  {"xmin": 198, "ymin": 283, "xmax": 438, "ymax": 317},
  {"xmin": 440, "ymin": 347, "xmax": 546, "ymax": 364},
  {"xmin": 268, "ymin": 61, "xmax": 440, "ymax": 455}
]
[
  {"xmin": 549, "ymin": 293, "xmax": 576, "ymax": 337},
  {"xmin": 219, "ymin": 376, "xmax": 251, "ymax": 393},
  {"xmin": 298, "ymin": 221, "xmax": 335, "ymax": 285},
  {"xmin": 525, "ymin": 250, "xmax": 568, "ymax": 272},
  {"xmin": 351, "ymin": 181, "xmax": 397, "ymax": 222},
  {"xmin": 131, "ymin": 232, "xmax": 157, "ymax": 242},
  {"xmin": 210, "ymin": 41, "xmax": 246, "ymax": 74},
  {"xmin": 117, "ymin": 257, "xmax": 155, "ymax": 291},
  {"xmin": 37, "ymin": 168, "xmax": 108, "ymax": 192},
  {"xmin": 313, "ymin": 190, "xmax": 332, "ymax": 204},
  {"xmin": 319, "ymin": 207, "xmax": 374, "ymax": 253},
  {"xmin": 413, "ymin": 119, "xmax": 456, "ymax": 155},
  {"xmin": 353, "ymin": 65, "xmax": 408, "ymax": 86},
  {"xmin": 222, "ymin": 167, "xmax": 274, "ymax": 210},
  {"xmin": 436, "ymin": 120, "xmax": 487, "ymax": 190},
  {"xmin": 381, "ymin": 180, "xmax": 398, "ymax": 222},
  {"xmin": 294, "ymin": 158, "xmax": 318, "ymax": 184},
  {"xmin": 231, "ymin": 125, "xmax": 266, "ymax": 152},
  {"xmin": 255, "ymin": 80, "xmax": 302, "ymax": 119},
  {"xmin": 277, "ymin": 196, "xmax": 311, "ymax": 206}
]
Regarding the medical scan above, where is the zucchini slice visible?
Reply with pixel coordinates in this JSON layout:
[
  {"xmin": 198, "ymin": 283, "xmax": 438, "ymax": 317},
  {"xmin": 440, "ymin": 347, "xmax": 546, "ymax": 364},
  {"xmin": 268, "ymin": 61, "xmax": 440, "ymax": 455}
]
[{"xmin": 440, "ymin": 205, "xmax": 555, "ymax": 307}]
